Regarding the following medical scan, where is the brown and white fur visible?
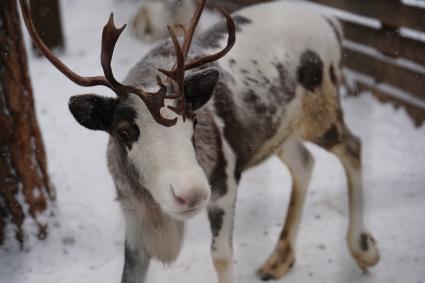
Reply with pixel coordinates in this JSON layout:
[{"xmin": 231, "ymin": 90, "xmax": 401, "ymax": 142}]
[{"xmin": 68, "ymin": 1, "xmax": 380, "ymax": 282}]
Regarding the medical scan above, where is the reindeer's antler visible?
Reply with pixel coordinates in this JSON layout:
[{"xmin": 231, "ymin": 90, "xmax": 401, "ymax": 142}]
[
  {"xmin": 159, "ymin": 0, "xmax": 236, "ymax": 119},
  {"xmin": 19, "ymin": 0, "xmax": 235, "ymax": 127}
]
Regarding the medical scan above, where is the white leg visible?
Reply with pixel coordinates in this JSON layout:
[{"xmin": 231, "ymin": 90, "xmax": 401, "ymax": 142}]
[
  {"xmin": 257, "ymin": 139, "xmax": 314, "ymax": 281},
  {"xmin": 208, "ymin": 177, "xmax": 238, "ymax": 283},
  {"xmin": 330, "ymin": 131, "xmax": 380, "ymax": 272}
]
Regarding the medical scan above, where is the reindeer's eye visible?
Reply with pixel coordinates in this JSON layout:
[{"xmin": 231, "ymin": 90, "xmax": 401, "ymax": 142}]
[
  {"xmin": 118, "ymin": 129, "xmax": 130, "ymax": 142},
  {"xmin": 115, "ymin": 120, "xmax": 140, "ymax": 147}
]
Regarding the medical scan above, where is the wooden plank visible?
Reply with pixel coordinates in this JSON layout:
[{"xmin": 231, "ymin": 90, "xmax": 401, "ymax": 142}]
[
  {"xmin": 342, "ymin": 47, "xmax": 425, "ymax": 101},
  {"xmin": 357, "ymin": 82, "xmax": 425, "ymax": 127},
  {"xmin": 342, "ymin": 20, "xmax": 425, "ymax": 66},
  {"xmin": 311, "ymin": 0, "xmax": 425, "ymax": 32}
]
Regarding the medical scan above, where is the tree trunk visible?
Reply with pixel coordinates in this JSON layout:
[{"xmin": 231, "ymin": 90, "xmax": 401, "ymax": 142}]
[
  {"xmin": 30, "ymin": 0, "xmax": 64, "ymax": 55},
  {"xmin": 0, "ymin": 0, "xmax": 54, "ymax": 247}
]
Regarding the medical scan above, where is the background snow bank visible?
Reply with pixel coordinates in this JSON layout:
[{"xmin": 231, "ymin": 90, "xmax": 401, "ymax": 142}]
[{"xmin": 1, "ymin": 0, "xmax": 424, "ymax": 282}]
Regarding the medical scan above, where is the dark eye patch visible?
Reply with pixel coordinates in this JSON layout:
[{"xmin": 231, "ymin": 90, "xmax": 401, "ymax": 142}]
[
  {"xmin": 113, "ymin": 107, "xmax": 140, "ymax": 149},
  {"xmin": 115, "ymin": 121, "xmax": 140, "ymax": 149}
]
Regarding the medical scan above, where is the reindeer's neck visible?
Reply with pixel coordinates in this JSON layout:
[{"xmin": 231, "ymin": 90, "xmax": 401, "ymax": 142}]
[
  {"xmin": 107, "ymin": 140, "xmax": 185, "ymax": 262},
  {"xmin": 122, "ymin": 194, "xmax": 185, "ymax": 262},
  {"xmin": 136, "ymin": 201, "xmax": 185, "ymax": 262}
]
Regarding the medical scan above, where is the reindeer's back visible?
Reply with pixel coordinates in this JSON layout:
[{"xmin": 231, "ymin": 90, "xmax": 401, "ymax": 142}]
[{"xmin": 199, "ymin": 1, "xmax": 343, "ymax": 170}]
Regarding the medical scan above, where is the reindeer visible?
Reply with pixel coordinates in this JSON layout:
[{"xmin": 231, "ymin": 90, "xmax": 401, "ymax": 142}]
[
  {"xmin": 19, "ymin": 0, "xmax": 380, "ymax": 282},
  {"xmin": 131, "ymin": 0, "xmax": 198, "ymax": 42}
]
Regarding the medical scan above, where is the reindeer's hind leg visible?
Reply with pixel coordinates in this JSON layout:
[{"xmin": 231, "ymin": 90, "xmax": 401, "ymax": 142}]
[
  {"xmin": 257, "ymin": 139, "xmax": 315, "ymax": 281},
  {"xmin": 315, "ymin": 123, "xmax": 380, "ymax": 272},
  {"xmin": 298, "ymin": 55, "xmax": 380, "ymax": 272}
]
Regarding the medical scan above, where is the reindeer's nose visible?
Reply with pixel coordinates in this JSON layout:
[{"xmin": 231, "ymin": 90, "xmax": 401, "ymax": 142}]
[{"xmin": 170, "ymin": 186, "xmax": 208, "ymax": 209}]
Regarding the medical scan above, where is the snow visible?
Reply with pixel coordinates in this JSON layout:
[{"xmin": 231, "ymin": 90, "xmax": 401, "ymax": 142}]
[{"xmin": 1, "ymin": 0, "xmax": 425, "ymax": 282}]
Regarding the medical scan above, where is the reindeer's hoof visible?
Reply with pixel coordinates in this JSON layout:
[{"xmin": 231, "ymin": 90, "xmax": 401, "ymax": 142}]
[
  {"xmin": 349, "ymin": 232, "xmax": 380, "ymax": 273},
  {"xmin": 256, "ymin": 244, "xmax": 295, "ymax": 281},
  {"xmin": 257, "ymin": 272, "xmax": 276, "ymax": 281}
]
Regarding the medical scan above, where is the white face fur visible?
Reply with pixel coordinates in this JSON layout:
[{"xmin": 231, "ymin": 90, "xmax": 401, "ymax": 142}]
[
  {"xmin": 123, "ymin": 94, "xmax": 211, "ymax": 221},
  {"xmin": 68, "ymin": 69, "xmax": 218, "ymax": 223}
]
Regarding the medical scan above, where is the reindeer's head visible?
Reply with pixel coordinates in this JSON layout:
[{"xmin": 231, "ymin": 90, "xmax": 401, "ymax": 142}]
[{"xmin": 19, "ymin": 0, "xmax": 235, "ymax": 221}]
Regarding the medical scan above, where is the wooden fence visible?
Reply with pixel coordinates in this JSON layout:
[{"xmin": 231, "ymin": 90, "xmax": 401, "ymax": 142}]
[
  {"xmin": 311, "ymin": 0, "xmax": 425, "ymax": 126},
  {"xmin": 211, "ymin": 0, "xmax": 425, "ymax": 127}
]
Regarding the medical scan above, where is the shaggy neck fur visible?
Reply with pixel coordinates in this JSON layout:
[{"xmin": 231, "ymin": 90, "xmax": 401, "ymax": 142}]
[{"xmin": 107, "ymin": 139, "xmax": 185, "ymax": 262}]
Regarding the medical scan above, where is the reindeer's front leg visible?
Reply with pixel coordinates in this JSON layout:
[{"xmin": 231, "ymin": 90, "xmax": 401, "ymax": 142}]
[
  {"xmin": 121, "ymin": 240, "xmax": 151, "ymax": 283},
  {"xmin": 208, "ymin": 176, "xmax": 238, "ymax": 283}
]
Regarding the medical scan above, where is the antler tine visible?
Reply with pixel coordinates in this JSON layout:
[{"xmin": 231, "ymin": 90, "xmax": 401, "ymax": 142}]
[
  {"xmin": 134, "ymin": 76, "xmax": 178, "ymax": 127},
  {"xmin": 100, "ymin": 14, "xmax": 129, "ymax": 94},
  {"xmin": 180, "ymin": 0, "xmax": 207, "ymax": 59},
  {"xmin": 161, "ymin": 26, "xmax": 186, "ymax": 114},
  {"xmin": 158, "ymin": 26, "xmax": 184, "ymax": 82},
  {"xmin": 184, "ymin": 5, "xmax": 236, "ymax": 71},
  {"xmin": 18, "ymin": 0, "xmax": 112, "ymax": 89}
]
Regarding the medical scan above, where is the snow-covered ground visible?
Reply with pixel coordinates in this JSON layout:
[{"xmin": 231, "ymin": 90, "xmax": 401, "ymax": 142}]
[{"xmin": 1, "ymin": 0, "xmax": 425, "ymax": 282}]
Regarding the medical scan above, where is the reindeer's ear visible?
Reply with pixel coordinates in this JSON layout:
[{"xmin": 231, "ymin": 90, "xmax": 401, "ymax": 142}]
[
  {"xmin": 184, "ymin": 67, "xmax": 219, "ymax": 111},
  {"xmin": 68, "ymin": 94, "xmax": 118, "ymax": 131}
]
